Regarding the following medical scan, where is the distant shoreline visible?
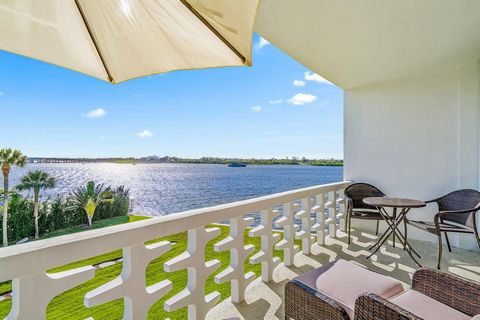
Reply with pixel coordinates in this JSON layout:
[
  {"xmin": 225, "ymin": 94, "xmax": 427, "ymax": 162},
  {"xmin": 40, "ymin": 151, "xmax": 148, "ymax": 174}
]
[{"xmin": 28, "ymin": 157, "xmax": 344, "ymax": 166}]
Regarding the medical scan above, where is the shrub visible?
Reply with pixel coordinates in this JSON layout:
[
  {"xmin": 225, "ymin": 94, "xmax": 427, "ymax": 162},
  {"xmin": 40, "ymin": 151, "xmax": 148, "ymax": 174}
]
[
  {"xmin": 96, "ymin": 186, "xmax": 130, "ymax": 220},
  {"xmin": 3, "ymin": 193, "xmax": 34, "ymax": 242},
  {"xmin": 0, "ymin": 185, "xmax": 130, "ymax": 244}
]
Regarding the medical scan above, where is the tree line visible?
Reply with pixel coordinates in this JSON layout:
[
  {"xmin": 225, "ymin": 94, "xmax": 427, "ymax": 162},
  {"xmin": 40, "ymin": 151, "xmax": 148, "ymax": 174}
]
[
  {"xmin": 0, "ymin": 148, "xmax": 130, "ymax": 246},
  {"xmin": 174, "ymin": 157, "xmax": 343, "ymax": 166}
]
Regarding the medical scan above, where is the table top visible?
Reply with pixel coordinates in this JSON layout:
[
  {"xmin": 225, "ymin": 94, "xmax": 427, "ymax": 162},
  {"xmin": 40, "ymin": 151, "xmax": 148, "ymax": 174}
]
[{"xmin": 363, "ymin": 197, "xmax": 426, "ymax": 208}]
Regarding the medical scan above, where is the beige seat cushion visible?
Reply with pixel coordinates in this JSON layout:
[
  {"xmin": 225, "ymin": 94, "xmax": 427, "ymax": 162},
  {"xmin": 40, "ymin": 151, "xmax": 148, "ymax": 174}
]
[
  {"xmin": 314, "ymin": 259, "xmax": 404, "ymax": 319},
  {"xmin": 390, "ymin": 289, "xmax": 471, "ymax": 320}
]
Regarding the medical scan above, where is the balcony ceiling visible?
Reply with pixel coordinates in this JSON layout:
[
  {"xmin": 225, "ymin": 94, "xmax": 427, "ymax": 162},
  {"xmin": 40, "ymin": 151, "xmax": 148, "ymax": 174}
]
[{"xmin": 255, "ymin": 0, "xmax": 480, "ymax": 89}]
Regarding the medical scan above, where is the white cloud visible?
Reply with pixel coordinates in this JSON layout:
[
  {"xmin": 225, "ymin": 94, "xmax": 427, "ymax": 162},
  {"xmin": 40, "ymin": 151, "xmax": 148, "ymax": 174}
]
[
  {"xmin": 255, "ymin": 37, "xmax": 270, "ymax": 50},
  {"xmin": 84, "ymin": 108, "xmax": 107, "ymax": 118},
  {"xmin": 251, "ymin": 105, "xmax": 262, "ymax": 112},
  {"xmin": 288, "ymin": 93, "xmax": 318, "ymax": 105},
  {"xmin": 293, "ymin": 80, "xmax": 306, "ymax": 87},
  {"xmin": 269, "ymin": 99, "xmax": 283, "ymax": 105},
  {"xmin": 136, "ymin": 129, "xmax": 153, "ymax": 138},
  {"xmin": 304, "ymin": 71, "xmax": 333, "ymax": 85}
]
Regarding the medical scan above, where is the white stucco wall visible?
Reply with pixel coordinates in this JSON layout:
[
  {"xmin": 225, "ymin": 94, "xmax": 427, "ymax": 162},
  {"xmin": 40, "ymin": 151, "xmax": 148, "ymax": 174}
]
[{"xmin": 344, "ymin": 62, "xmax": 480, "ymax": 250}]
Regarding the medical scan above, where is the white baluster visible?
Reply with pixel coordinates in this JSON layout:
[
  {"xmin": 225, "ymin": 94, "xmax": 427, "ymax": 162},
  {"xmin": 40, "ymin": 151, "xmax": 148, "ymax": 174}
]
[
  {"xmin": 312, "ymin": 193, "xmax": 326, "ymax": 245},
  {"xmin": 275, "ymin": 202, "xmax": 299, "ymax": 266},
  {"xmin": 327, "ymin": 191, "xmax": 338, "ymax": 238},
  {"xmin": 84, "ymin": 241, "xmax": 172, "ymax": 320},
  {"xmin": 295, "ymin": 198, "xmax": 313, "ymax": 255},
  {"xmin": 164, "ymin": 227, "xmax": 221, "ymax": 320},
  {"xmin": 8, "ymin": 266, "xmax": 95, "ymax": 320},
  {"xmin": 337, "ymin": 190, "xmax": 346, "ymax": 232},
  {"xmin": 214, "ymin": 217, "xmax": 255, "ymax": 303},
  {"xmin": 249, "ymin": 209, "xmax": 281, "ymax": 282}
]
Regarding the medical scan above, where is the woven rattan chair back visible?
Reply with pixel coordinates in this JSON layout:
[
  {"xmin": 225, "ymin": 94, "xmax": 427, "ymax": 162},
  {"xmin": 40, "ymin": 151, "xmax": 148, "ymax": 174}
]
[
  {"xmin": 344, "ymin": 183, "xmax": 386, "ymax": 210},
  {"xmin": 434, "ymin": 189, "xmax": 480, "ymax": 228}
]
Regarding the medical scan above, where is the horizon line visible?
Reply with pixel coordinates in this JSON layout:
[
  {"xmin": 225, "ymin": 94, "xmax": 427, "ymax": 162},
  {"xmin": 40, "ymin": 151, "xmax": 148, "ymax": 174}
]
[{"xmin": 26, "ymin": 156, "xmax": 344, "ymax": 160}]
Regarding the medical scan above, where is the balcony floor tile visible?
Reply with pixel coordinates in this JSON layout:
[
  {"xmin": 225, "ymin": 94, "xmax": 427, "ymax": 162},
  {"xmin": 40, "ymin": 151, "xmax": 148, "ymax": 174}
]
[{"xmin": 207, "ymin": 229, "xmax": 480, "ymax": 320}]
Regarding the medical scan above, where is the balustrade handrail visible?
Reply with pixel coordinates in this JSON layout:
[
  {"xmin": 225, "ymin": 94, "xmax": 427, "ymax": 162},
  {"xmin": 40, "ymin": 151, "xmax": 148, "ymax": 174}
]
[{"xmin": 0, "ymin": 180, "xmax": 351, "ymax": 283}]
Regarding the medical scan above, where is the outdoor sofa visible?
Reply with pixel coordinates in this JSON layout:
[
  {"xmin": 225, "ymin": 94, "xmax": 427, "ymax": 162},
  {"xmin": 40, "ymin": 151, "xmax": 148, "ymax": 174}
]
[{"xmin": 285, "ymin": 259, "xmax": 480, "ymax": 320}]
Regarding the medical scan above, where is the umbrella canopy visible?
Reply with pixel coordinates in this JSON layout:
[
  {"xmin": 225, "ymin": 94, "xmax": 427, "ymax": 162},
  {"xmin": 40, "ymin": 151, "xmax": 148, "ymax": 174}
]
[{"xmin": 0, "ymin": 0, "xmax": 259, "ymax": 83}]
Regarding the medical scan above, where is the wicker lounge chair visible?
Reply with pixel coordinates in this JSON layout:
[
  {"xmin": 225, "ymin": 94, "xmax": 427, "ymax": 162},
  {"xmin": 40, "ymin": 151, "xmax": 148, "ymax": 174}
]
[
  {"xmin": 285, "ymin": 259, "xmax": 480, "ymax": 320},
  {"xmin": 344, "ymin": 183, "xmax": 386, "ymax": 244},
  {"xmin": 406, "ymin": 189, "xmax": 480, "ymax": 269}
]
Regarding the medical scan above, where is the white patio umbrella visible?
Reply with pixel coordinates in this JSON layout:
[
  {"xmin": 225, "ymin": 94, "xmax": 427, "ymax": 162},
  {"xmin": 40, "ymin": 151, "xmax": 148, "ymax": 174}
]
[{"xmin": 0, "ymin": 0, "xmax": 259, "ymax": 83}]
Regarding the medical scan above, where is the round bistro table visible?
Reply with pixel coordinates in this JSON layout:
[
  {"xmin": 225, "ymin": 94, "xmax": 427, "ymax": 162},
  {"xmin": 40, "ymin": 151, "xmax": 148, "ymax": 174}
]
[{"xmin": 363, "ymin": 197, "xmax": 426, "ymax": 267}]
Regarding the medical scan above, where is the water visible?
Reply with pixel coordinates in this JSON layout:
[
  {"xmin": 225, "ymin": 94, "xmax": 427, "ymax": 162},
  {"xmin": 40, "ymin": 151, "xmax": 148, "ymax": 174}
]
[{"xmin": 8, "ymin": 163, "xmax": 343, "ymax": 216}]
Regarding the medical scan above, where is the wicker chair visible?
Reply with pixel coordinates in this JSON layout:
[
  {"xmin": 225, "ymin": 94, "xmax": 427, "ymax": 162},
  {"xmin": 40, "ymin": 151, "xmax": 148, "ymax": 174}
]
[
  {"xmin": 344, "ymin": 183, "xmax": 386, "ymax": 244},
  {"xmin": 285, "ymin": 266, "xmax": 480, "ymax": 320},
  {"xmin": 354, "ymin": 268, "xmax": 480, "ymax": 320},
  {"xmin": 406, "ymin": 189, "xmax": 480, "ymax": 269}
]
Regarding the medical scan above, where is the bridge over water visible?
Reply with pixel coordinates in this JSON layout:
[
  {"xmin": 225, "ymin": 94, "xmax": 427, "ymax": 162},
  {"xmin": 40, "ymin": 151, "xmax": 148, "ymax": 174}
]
[{"xmin": 28, "ymin": 158, "xmax": 104, "ymax": 163}]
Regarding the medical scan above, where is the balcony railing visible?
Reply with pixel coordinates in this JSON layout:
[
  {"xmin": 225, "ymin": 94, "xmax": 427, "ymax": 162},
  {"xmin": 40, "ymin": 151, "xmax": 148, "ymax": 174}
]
[{"xmin": 0, "ymin": 180, "xmax": 351, "ymax": 320}]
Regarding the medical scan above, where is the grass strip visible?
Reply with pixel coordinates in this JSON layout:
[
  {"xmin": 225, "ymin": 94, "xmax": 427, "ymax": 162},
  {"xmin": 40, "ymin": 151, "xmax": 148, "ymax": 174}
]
[{"xmin": 0, "ymin": 215, "xmax": 296, "ymax": 319}]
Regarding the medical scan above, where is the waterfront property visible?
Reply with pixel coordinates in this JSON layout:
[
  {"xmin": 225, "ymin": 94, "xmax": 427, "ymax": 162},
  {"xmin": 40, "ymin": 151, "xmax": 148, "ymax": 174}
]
[
  {"xmin": 7, "ymin": 163, "xmax": 343, "ymax": 216},
  {"xmin": 1, "ymin": 1, "xmax": 480, "ymax": 319},
  {"xmin": 0, "ymin": 182, "xmax": 478, "ymax": 319}
]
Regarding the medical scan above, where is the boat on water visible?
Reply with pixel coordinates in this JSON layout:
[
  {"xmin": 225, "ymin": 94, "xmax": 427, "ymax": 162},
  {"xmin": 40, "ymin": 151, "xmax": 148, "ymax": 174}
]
[{"xmin": 227, "ymin": 162, "xmax": 247, "ymax": 167}]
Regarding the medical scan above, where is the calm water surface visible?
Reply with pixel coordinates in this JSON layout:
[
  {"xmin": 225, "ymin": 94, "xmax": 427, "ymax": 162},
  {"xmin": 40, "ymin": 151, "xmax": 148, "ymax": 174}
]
[{"xmin": 9, "ymin": 163, "xmax": 343, "ymax": 216}]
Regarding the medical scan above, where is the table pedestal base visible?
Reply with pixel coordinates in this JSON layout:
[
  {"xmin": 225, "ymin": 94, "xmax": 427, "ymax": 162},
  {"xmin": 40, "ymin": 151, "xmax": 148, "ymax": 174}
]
[{"xmin": 367, "ymin": 207, "xmax": 422, "ymax": 267}]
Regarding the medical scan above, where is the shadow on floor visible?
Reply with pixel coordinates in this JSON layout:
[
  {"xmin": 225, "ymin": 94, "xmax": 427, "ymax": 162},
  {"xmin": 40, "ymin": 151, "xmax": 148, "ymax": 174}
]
[{"xmin": 208, "ymin": 228, "xmax": 480, "ymax": 320}]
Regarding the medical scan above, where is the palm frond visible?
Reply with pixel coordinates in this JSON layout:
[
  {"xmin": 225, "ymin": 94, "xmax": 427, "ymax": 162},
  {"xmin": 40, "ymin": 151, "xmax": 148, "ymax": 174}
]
[
  {"xmin": 0, "ymin": 148, "xmax": 27, "ymax": 167},
  {"xmin": 15, "ymin": 170, "xmax": 56, "ymax": 192},
  {"xmin": 70, "ymin": 181, "xmax": 113, "ymax": 224}
]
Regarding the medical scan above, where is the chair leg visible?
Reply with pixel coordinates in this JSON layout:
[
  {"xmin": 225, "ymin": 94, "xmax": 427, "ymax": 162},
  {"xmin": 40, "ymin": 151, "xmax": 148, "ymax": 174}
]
[
  {"xmin": 444, "ymin": 232, "xmax": 452, "ymax": 252},
  {"xmin": 392, "ymin": 229, "xmax": 396, "ymax": 248},
  {"xmin": 437, "ymin": 233, "xmax": 443, "ymax": 270},
  {"xmin": 375, "ymin": 219, "xmax": 379, "ymax": 235},
  {"xmin": 348, "ymin": 216, "xmax": 352, "ymax": 244},
  {"xmin": 473, "ymin": 225, "xmax": 480, "ymax": 249},
  {"xmin": 403, "ymin": 219, "xmax": 407, "ymax": 250}
]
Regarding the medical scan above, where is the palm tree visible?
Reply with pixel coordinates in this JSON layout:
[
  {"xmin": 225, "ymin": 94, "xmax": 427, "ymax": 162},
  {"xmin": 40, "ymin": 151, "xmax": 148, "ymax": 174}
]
[
  {"xmin": 0, "ymin": 148, "xmax": 27, "ymax": 246},
  {"xmin": 70, "ymin": 181, "xmax": 112, "ymax": 227},
  {"xmin": 16, "ymin": 171, "xmax": 55, "ymax": 239}
]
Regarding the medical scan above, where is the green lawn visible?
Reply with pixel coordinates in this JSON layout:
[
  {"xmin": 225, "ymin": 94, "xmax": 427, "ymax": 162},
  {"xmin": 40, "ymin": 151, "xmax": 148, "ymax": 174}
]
[
  {"xmin": 0, "ymin": 216, "xmax": 295, "ymax": 319},
  {"xmin": 42, "ymin": 215, "xmax": 136, "ymax": 239},
  {"xmin": 0, "ymin": 215, "xmax": 146, "ymax": 296}
]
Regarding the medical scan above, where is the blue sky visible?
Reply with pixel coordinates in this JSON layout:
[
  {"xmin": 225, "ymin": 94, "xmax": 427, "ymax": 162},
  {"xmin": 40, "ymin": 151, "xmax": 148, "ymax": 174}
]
[{"xmin": 0, "ymin": 35, "xmax": 343, "ymax": 159}]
